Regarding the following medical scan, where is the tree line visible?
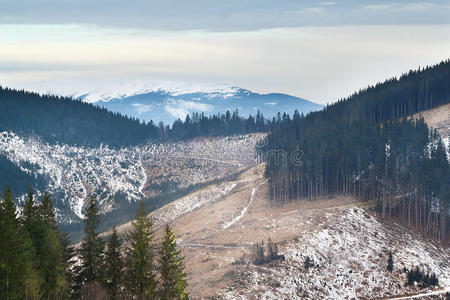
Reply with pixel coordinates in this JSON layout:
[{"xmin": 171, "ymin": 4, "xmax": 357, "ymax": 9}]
[
  {"xmin": 0, "ymin": 86, "xmax": 269, "ymax": 148},
  {"xmin": 260, "ymin": 60, "xmax": 450, "ymax": 242},
  {"xmin": 1, "ymin": 85, "xmax": 270, "ymax": 201},
  {"xmin": 0, "ymin": 187, "xmax": 188, "ymax": 299}
]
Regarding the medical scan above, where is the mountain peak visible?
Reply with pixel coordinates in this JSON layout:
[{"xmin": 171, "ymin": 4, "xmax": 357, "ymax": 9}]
[{"xmin": 8, "ymin": 81, "xmax": 322, "ymax": 124}]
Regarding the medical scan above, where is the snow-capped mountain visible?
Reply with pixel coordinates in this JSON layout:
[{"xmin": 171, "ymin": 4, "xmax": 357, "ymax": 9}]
[{"xmin": 34, "ymin": 82, "xmax": 323, "ymax": 124}]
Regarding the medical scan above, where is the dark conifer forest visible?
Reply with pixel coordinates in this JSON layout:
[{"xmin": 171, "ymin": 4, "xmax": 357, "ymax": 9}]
[
  {"xmin": 0, "ymin": 154, "xmax": 46, "ymax": 195},
  {"xmin": 0, "ymin": 86, "xmax": 269, "ymax": 148},
  {"xmin": 0, "ymin": 188, "xmax": 188, "ymax": 299},
  {"xmin": 260, "ymin": 60, "xmax": 450, "ymax": 242}
]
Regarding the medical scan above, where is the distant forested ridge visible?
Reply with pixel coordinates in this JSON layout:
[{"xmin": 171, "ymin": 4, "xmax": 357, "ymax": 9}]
[
  {"xmin": 261, "ymin": 60, "xmax": 450, "ymax": 242},
  {"xmin": 0, "ymin": 86, "xmax": 269, "ymax": 148},
  {"xmin": 0, "ymin": 154, "xmax": 46, "ymax": 195}
]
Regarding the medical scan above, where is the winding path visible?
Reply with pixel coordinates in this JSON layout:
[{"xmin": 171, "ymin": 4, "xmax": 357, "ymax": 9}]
[{"xmin": 222, "ymin": 183, "xmax": 261, "ymax": 230}]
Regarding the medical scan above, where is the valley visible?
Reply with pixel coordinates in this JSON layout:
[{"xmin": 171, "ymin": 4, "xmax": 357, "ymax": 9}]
[
  {"xmin": 105, "ymin": 103, "xmax": 450, "ymax": 299},
  {"xmin": 114, "ymin": 163, "xmax": 449, "ymax": 299},
  {"xmin": 1, "ymin": 3, "xmax": 449, "ymax": 299}
]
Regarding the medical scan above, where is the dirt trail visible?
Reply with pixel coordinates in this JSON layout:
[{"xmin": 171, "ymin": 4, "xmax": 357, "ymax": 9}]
[
  {"xmin": 384, "ymin": 289, "xmax": 450, "ymax": 300},
  {"xmin": 146, "ymin": 163, "xmax": 365, "ymax": 298},
  {"xmin": 222, "ymin": 184, "xmax": 260, "ymax": 230}
]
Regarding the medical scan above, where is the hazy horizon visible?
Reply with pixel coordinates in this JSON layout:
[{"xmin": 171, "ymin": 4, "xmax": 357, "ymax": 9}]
[{"xmin": 1, "ymin": 1, "xmax": 450, "ymax": 104}]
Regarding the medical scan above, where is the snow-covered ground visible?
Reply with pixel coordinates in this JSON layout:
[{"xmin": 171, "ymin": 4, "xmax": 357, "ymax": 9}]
[
  {"xmin": 224, "ymin": 207, "xmax": 450, "ymax": 299},
  {"xmin": 0, "ymin": 131, "xmax": 263, "ymax": 223},
  {"xmin": 150, "ymin": 183, "xmax": 237, "ymax": 231}
]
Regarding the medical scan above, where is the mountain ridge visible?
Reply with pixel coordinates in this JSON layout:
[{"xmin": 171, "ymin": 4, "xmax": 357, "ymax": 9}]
[{"xmin": 19, "ymin": 82, "xmax": 323, "ymax": 124}]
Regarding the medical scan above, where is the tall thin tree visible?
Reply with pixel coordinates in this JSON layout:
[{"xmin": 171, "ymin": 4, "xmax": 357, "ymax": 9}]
[{"xmin": 158, "ymin": 225, "xmax": 188, "ymax": 300}]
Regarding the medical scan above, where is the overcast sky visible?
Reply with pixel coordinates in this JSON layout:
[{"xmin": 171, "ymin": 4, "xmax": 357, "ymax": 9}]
[{"xmin": 1, "ymin": 1, "xmax": 449, "ymax": 104}]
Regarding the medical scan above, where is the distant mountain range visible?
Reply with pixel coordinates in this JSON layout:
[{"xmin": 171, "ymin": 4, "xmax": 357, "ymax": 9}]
[{"xmin": 46, "ymin": 82, "xmax": 323, "ymax": 124}]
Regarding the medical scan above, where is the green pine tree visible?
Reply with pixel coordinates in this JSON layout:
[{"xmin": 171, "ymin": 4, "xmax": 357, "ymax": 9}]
[
  {"xmin": 36, "ymin": 192, "xmax": 69, "ymax": 299},
  {"xmin": 74, "ymin": 196, "xmax": 105, "ymax": 297},
  {"xmin": 104, "ymin": 227, "xmax": 123, "ymax": 300},
  {"xmin": 60, "ymin": 232, "xmax": 75, "ymax": 297},
  {"xmin": 21, "ymin": 187, "xmax": 37, "ymax": 232},
  {"xmin": 39, "ymin": 191, "xmax": 57, "ymax": 227},
  {"xmin": 124, "ymin": 201, "xmax": 156, "ymax": 299},
  {"xmin": 0, "ymin": 187, "xmax": 37, "ymax": 300},
  {"xmin": 158, "ymin": 225, "xmax": 188, "ymax": 300}
]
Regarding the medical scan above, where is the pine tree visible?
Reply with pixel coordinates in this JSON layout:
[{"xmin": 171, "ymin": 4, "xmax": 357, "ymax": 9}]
[
  {"xmin": 387, "ymin": 251, "xmax": 394, "ymax": 272},
  {"xmin": 39, "ymin": 191, "xmax": 56, "ymax": 227},
  {"xmin": 74, "ymin": 196, "xmax": 105, "ymax": 297},
  {"xmin": 124, "ymin": 201, "xmax": 156, "ymax": 299},
  {"xmin": 267, "ymin": 238, "xmax": 275, "ymax": 261},
  {"xmin": 0, "ymin": 187, "xmax": 36, "ymax": 300},
  {"xmin": 21, "ymin": 187, "xmax": 37, "ymax": 232},
  {"xmin": 266, "ymin": 237, "xmax": 279, "ymax": 261},
  {"xmin": 35, "ymin": 192, "xmax": 68, "ymax": 299},
  {"xmin": 104, "ymin": 227, "xmax": 123, "ymax": 300},
  {"xmin": 60, "ymin": 232, "xmax": 75, "ymax": 297},
  {"xmin": 158, "ymin": 225, "xmax": 188, "ymax": 300},
  {"xmin": 254, "ymin": 242, "xmax": 266, "ymax": 265}
]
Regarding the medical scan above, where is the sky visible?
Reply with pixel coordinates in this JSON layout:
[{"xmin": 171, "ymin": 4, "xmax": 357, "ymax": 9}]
[{"xmin": 1, "ymin": 0, "xmax": 450, "ymax": 104}]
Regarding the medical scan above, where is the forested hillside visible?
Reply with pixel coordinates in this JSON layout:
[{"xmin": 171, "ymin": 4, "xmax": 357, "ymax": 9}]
[
  {"xmin": 0, "ymin": 154, "xmax": 46, "ymax": 195},
  {"xmin": 261, "ymin": 60, "xmax": 450, "ymax": 242},
  {"xmin": 0, "ymin": 87, "xmax": 157, "ymax": 147},
  {"xmin": 0, "ymin": 86, "xmax": 269, "ymax": 148}
]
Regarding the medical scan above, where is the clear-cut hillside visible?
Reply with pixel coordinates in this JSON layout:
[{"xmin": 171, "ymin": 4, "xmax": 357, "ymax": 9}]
[
  {"xmin": 414, "ymin": 103, "xmax": 450, "ymax": 151},
  {"xmin": 106, "ymin": 163, "xmax": 449, "ymax": 299},
  {"xmin": 0, "ymin": 131, "xmax": 264, "ymax": 227}
]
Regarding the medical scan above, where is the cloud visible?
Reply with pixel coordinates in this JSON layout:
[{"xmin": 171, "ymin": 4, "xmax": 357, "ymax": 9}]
[
  {"xmin": 132, "ymin": 103, "xmax": 155, "ymax": 115},
  {"xmin": 320, "ymin": 2, "xmax": 336, "ymax": 6},
  {"xmin": 1, "ymin": 24, "xmax": 450, "ymax": 105},
  {"xmin": 164, "ymin": 99, "xmax": 214, "ymax": 119},
  {"xmin": 0, "ymin": 1, "xmax": 449, "ymax": 31}
]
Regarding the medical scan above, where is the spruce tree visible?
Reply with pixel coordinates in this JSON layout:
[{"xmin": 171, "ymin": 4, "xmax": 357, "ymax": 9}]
[
  {"xmin": 39, "ymin": 191, "xmax": 57, "ymax": 227},
  {"xmin": 22, "ymin": 187, "xmax": 37, "ymax": 233},
  {"xmin": 74, "ymin": 196, "xmax": 105, "ymax": 297},
  {"xmin": 125, "ymin": 201, "xmax": 156, "ymax": 299},
  {"xmin": 0, "ymin": 187, "xmax": 36, "ymax": 300},
  {"xmin": 104, "ymin": 227, "xmax": 123, "ymax": 300},
  {"xmin": 60, "ymin": 232, "xmax": 75, "ymax": 297},
  {"xmin": 35, "ymin": 192, "xmax": 68, "ymax": 299},
  {"xmin": 158, "ymin": 225, "xmax": 188, "ymax": 300},
  {"xmin": 387, "ymin": 251, "xmax": 394, "ymax": 272}
]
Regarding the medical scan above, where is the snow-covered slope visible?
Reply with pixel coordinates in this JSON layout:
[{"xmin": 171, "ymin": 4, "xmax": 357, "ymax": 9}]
[
  {"xmin": 224, "ymin": 207, "xmax": 450, "ymax": 299},
  {"xmin": 0, "ymin": 131, "xmax": 263, "ymax": 225},
  {"xmin": 103, "ymin": 163, "xmax": 449, "ymax": 299},
  {"xmin": 29, "ymin": 81, "xmax": 323, "ymax": 124}
]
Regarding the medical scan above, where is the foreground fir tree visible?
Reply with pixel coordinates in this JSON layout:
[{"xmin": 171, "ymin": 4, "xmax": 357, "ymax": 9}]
[
  {"xmin": 35, "ymin": 192, "xmax": 69, "ymax": 298},
  {"xmin": 0, "ymin": 187, "xmax": 36, "ymax": 300},
  {"xmin": 104, "ymin": 227, "xmax": 123, "ymax": 300},
  {"xmin": 74, "ymin": 196, "xmax": 105, "ymax": 297},
  {"xmin": 158, "ymin": 225, "xmax": 188, "ymax": 300},
  {"xmin": 21, "ymin": 187, "xmax": 37, "ymax": 232},
  {"xmin": 125, "ymin": 201, "xmax": 156, "ymax": 299}
]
